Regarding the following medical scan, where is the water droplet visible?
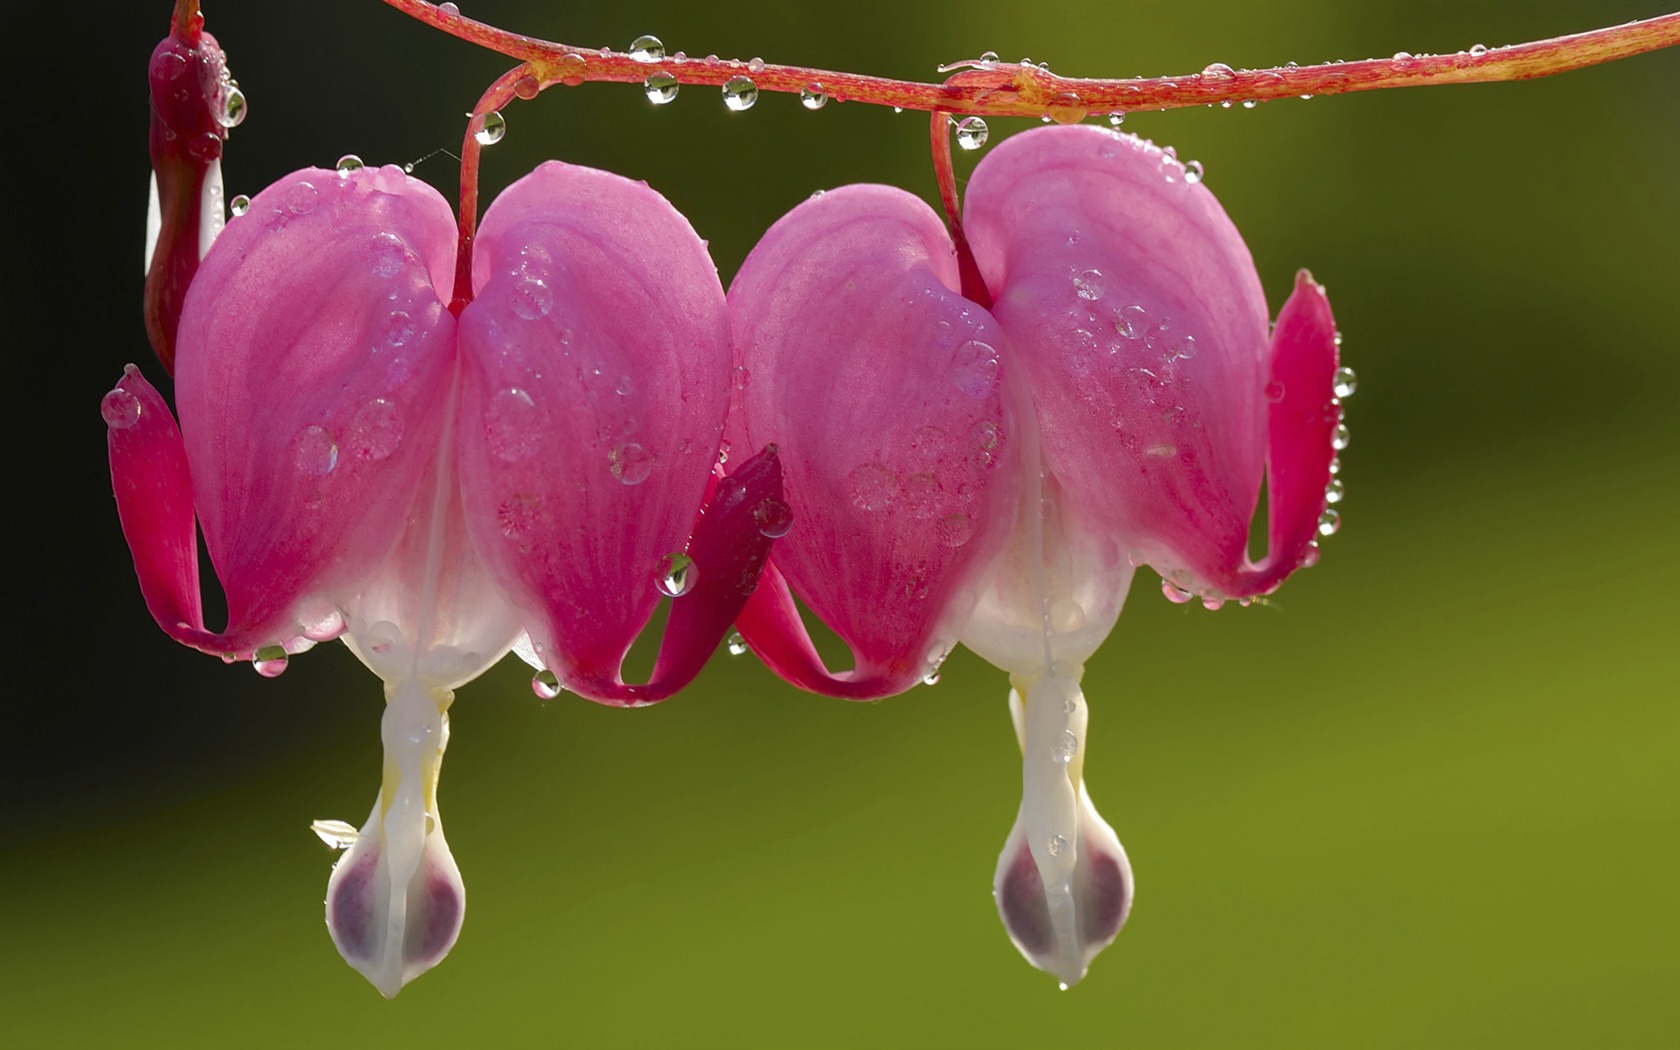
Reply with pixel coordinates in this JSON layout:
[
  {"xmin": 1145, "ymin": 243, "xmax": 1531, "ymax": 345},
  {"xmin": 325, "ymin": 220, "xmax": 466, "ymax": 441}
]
[
  {"xmin": 1301, "ymin": 542, "xmax": 1321, "ymax": 568},
  {"xmin": 1046, "ymin": 92, "xmax": 1085, "ymax": 124},
  {"xmin": 475, "ymin": 111, "xmax": 506, "ymax": 145},
  {"xmin": 1107, "ymin": 111, "xmax": 1126, "ymax": 127},
  {"xmin": 1047, "ymin": 834, "xmax": 1069, "ymax": 857},
  {"xmin": 1242, "ymin": 99, "xmax": 1259, "ymax": 109},
  {"xmin": 1161, "ymin": 579, "xmax": 1195, "ymax": 604},
  {"xmin": 1172, "ymin": 334, "xmax": 1198, "ymax": 361},
  {"xmin": 531, "ymin": 668, "xmax": 562, "ymax": 699},
  {"xmin": 971, "ymin": 419, "xmax": 1000, "ymax": 451},
  {"xmin": 800, "ymin": 83, "xmax": 828, "ymax": 110},
  {"xmin": 1333, "ymin": 366, "xmax": 1358, "ymax": 398},
  {"xmin": 298, "ymin": 599, "xmax": 346, "ymax": 641},
  {"xmin": 335, "ymin": 154, "xmax": 364, "ymax": 177},
  {"xmin": 936, "ymin": 512, "xmax": 973, "ymax": 548},
  {"xmin": 1201, "ymin": 62, "xmax": 1236, "ymax": 81},
  {"xmin": 1317, "ymin": 509, "xmax": 1341, "ymax": 537},
  {"xmin": 753, "ymin": 498, "xmax": 793, "ymax": 538},
  {"xmin": 101, "ymin": 387, "xmax": 142, "ymax": 429},
  {"xmin": 559, "ymin": 53, "xmax": 588, "ymax": 86},
  {"xmin": 1053, "ymin": 730, "xmax": 1078, "ymax": 763},
  {"xmin": 847, "ymin": 462, "xmax": 897, "ymax": 511},
  {"xmin": 979, "ymin": 51, "xmax": 999, "ymax": 67},
  {"xmin": 747, "ymin": 56, "xmax": 766, "ymax": 74},
  {"xmin": 510, "ymin": 277, "xmax": 553, "ymax": 320},
  {"xmin": 1332, "ymin": 423, "xmax": 1351, "ymax": 451},
  {"xmin": 311, "ymin": 819, "xmax": 359, "ymax": 849},
  {"xmin": 1469, "ymin": 43, "xmax": 1489, "ymax": 57},
  {"xmin": 1324, "ymin": 478, "xmax": 1345, "ymax": 504},
  {"xmin": 606, "ymin": 442, "xmax": 652, "ymax": 485},
  {"xmin": 347, "ymin": 398, "xmax": 402, "ymax": 461},
  {"xmin": 656, "ymin": 552, "xmax": 695, "ymax": 597},
  {"xmin": 217, "ymin": 85, "xmax": 247, "ymax": 128},
  {"xmin": 487, "ymin": 388, "xmax": 540, "ymax": 461},
  {"xmin": 253, "ymin": 644, "xmax": 289, "ymax": 677},
  {"xmin": 954, "ymin": 115, "xmax": 989, "ymax": 150},
  {"xmin": 1202, "ymin": 595, "xmax": 1226, "ymax": 611},
  {"xmin": 368, "ymin": 232, "xmax": 406, "ymax": 277},
  {"xmin": 513, "ymin": 74, "xmax": 540, "ymax": 100},
  {"xmin": 1117, "ymin": 304, "xmax": 1149, "ymax": 341},
  {"xmin": 438, "ymin": 1, "xmax": 459, "ymax": 16},
  {"xmin": 229, "ymin": 194, "xmax": 250, "ymax": 216},
  {"xmin": 1049, "ymin": 598, "xmax": 1085, "ymax": 632},
  {"xmin": 731, "ymin": 365, "xmax": 751, "ymax": 392},
  {"xmin": 1264, "ymin": 379, "xmax": 1286, "ymax": 403},
  {"xmin": 1184, "ymin": 159, "xmax": 1205, "ymax": 184},
  {"xmin": 644, "ymin": 71, "xmax": 678, "ymax": 104},
  {"xmin": 722, "ymin": 76, "xmax": 758, "ymax": 111},
  {"xmin": 1146, "ymin": 443, "xmax": 1177, "ymax": 458},
  {"xmin": 628, "ymin": 34, "xmax": 664, "ymax": 62},
  {"xmin": 726, "ymin": 632, "xmax": 749, "ymax": 657},
  {"xmin": 1073, "ymin": 268, "xmax": 1103, "ymax": 301},
  {"xmin": 285, "ymin": 180, "xmax": 317, "ymax": 215},
  {"xmin": 294, "ymin": 425, "xmax": 338, "ymax": 476},
  {"xmin": 903, "ymin": 574, "xmax": 930, "ymax": 601},
  {"xmin": 921, "ymin": 670, "xmax": 941, "ymax": 686},
  {"xmin": 952, "ymin": 339, "xmax": 1000, "ymax": 398}
]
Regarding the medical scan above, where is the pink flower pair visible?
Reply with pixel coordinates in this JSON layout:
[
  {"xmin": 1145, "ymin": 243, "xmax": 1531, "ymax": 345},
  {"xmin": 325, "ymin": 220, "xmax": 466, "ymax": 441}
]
[{"xmin": 110, "ymin": 108, "xmax": 1340, "ymax": 993}]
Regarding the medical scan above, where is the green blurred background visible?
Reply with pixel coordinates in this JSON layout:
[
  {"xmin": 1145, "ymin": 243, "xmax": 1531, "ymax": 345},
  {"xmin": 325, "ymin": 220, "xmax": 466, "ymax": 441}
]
[{"xmin": 9, "ymin": 2, "xmax": 1677, "ymax": 1046}]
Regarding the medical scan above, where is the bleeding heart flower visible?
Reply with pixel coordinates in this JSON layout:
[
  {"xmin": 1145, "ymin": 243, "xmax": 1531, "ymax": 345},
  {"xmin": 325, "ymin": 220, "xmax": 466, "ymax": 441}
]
[
  {"xmin": 105, "ymin": 159, "xmax": 784, "ymax": 997},
  {"xmin": 727, "ymin": 124, "xmax": 1344, "ymax": 986}
]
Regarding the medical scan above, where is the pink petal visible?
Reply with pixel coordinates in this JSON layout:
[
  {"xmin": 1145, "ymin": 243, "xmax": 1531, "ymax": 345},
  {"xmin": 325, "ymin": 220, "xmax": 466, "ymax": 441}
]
[
  {"xmin": 727, "ymin": 185, "xmax": 1018, "ymax": 696},
  {"xmin": 174, "ymin": 166, "xmax": 459, "ymax": 648},
  {"xmin": 455, "ymin": 161, "xmax": 730, "ymax": 696},
  {"xmin": 103, "ymin": 365, "xmax": 214, "ymax": 648},
  {"xmin": 965, "ymin": 126, "xmax": 1271, "ymax": 596}
]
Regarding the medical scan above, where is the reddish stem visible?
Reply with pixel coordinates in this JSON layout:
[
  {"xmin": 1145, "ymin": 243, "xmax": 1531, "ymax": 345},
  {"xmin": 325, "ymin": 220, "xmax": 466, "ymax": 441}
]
[
  {"xmin": 171, "ymin": 0, "xmax": 201, "ymax": 45},
  {"xmin": 928, "ymin": 109, "xmax": 992, "ymax": 310},
  {"xmin": 382, "ymin": 0, "xmax": 1678, "ymax": 116},
  {"xmin": 448, "ymin": 63, "xmax": 531, "ymax": 313}
]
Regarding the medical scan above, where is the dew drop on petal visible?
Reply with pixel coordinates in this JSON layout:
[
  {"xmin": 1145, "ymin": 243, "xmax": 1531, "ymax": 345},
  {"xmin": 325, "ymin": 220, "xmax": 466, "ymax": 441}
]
[
  {"xmin": 229, "ymin": 194, "xmax": 250, "ymax": 216},
  {"xmin": 298, "ymin": 599, "xmax": 346, "ymax": 641},
  {"xmin": 1301, "ymin": 542, "xmax": 1322, "ymax": 568},
  {"xmin": 643, "ymin": 71, "xmax": 679, "ymax": 105},
  {"xmin": 753, "ymin": 498, "xmax": 793, "ymax": 538},
  {"xmin": 101, "ymin": 387, "xmax": 142, "ymax": 429},
  {"xmin": 609, "ymin": 442, "xmax": 652, "ymax": 485},
  {"xmin": 1107, "ymin": 111, "xmax": 1125, "ymax": 127},
  {"xmin": 722, "ymin": 76, "xmax": 758, "ymax": 111},
  {"xmin": 656, "ymin": 552, "xmax": 695, "ymax": 597},
  {"xmin": 1324, "ymin": 478, "xmax": 1346, "ymax": 504},
  {"xmin": 486, "ymin": 388, "xmax": 540, "ymax": 462},
  {"xmin": 1469, "ymin": 43, "xmax": 1489, "ymax": 57},
  {"xmin": 951, "ymin": 339, "xmax": 1000, "ymax": 398},
  {"xmin": 285, "ymin": 180, "xmax": 317, "ymax": 215},
  {"xmin": 1161, "ymin": 579, "xmax": 1195, "ymax": 604},
  {"xmin": 368, "ymin": 232, "xmax": 407, "ymax": 278},
  {"xmin": 1264, "ymin": 379, "xmax": 1286, "ymax": 403},
  {"xmin": 1201, "ymin": 62, "xmax": 1236, "ymax": 81},
  {"xmin": 253, "ymin": 644, "xmax": 289, "ymax": 677},
  {"xmin": 513, "ymin": 74, "xmax": 540, "ymax": 99},
  {"xmin": 1184, "ymin": 159, "xmax": 1205, "ymax": 184},
  {"xmin": 628, "ymin": 34, "xmax": 664, "ymax": 62},
  {"xmin": 509, "ymin": 277, "xmax": 552, "ymax": 320},
  {"xmin": 1332, "ymin": 423, "xmax": 1351, "ymax": 451},
  {"xmin": 559, "ymin": 53, "xmax": 588, "ymax": 86},
  {"xmin": 1317, "ymin": 509, "xmax": 1342, "ymax": 536},
  {"xmin": 1049, "ymin": 598, "xmax": 1085, "ymax": 632},
  {"xmin": 1047, "ymin": 834, "xmax": 1069, "ymax": 857},
  {"xmin": 294, "ymin": 425, "xmax": 338, "ymax": 477},
  {"xmin": 438, "ymin": 1, "xmax": 459, "ymax": 15},
  {"xmin": 335, "ymin": 154, "xmax": 364, "ymax": 177},
  {"xmin": 726, "ymin": 632, "xmax": 749, "ymax": 657},
  {"xmin": 936, "ymin": 512, "xmax": 973, "ymax": 548},
  {"xmin": 1073, "ymin": 268, "xmax": 1103, "ymax": 301},
  {"xmin": 800, "ymin": 82, "xmax": 828, "ymax": 109},
  {"xmin": 475, "ymin": 111, "xmax": 507, "ymax": 145},
  {"xmin": 1333, "ymin": 366, "xmax": 1358, "ymax": 398},
  {"xmin": 347, "ymin": 398, "xmax": 402, "ymax": 461},
  {"xmin": 847, "ymin": 462, "xmax": 898, "ymax": 512},
  {"xmin": 955, "ymin": 115, "xmax": 989, "ymax": 150}
]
